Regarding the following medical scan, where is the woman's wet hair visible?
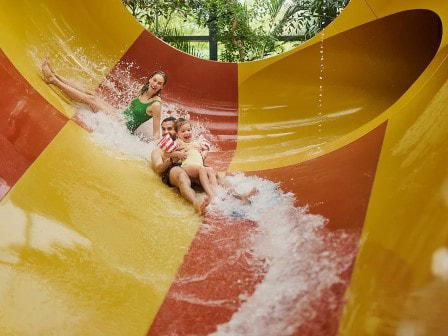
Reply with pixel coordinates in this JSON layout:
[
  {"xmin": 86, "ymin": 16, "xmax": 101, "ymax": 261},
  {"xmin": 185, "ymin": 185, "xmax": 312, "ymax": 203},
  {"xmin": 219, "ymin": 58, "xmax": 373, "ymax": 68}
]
[
  {"xmin": 140, "ymin": 70, "xmax": 167, "ymax": 97},
  {"xmin": 174, "ymin": 117, "xmax": 190, "ymax": 132}
]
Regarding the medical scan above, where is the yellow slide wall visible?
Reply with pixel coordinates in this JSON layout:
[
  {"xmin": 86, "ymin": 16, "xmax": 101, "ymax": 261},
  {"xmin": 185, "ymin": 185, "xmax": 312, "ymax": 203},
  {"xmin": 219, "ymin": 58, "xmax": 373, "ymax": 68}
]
[{"xmin": 0, "ymin": 0, "xmax": 447, "ymax": 335}]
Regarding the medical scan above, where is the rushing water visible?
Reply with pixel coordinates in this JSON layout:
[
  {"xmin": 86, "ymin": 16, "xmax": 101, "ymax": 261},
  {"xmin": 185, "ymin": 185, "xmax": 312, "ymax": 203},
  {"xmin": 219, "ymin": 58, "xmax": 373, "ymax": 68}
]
[
  {"xmin": 30, "ymin": 42, "xmax": 358, "ymax": 335},
  {"xmin": 29, "ymin": 42, "xmax": 215, "ymax": 161},
  {"xmin": 206, "ymin": 174, "xmax": 357, "ymax": 335}
]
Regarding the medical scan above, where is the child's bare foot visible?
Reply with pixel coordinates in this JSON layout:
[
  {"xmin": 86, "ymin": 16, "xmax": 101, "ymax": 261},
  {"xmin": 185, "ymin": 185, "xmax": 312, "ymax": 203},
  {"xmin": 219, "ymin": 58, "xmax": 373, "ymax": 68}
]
[
  {"xmin": 71, "ymin": 112, "xmax": 93, "ymax": 132},
  {"xmin": 41, "ymin": 57, "xmax": 54, "ymax": 84}
]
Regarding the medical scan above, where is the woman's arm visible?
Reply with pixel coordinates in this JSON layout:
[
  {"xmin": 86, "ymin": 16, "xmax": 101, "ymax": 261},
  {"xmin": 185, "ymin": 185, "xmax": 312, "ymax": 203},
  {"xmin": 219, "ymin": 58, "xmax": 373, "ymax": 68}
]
[{"xmin": 148, "ymin": 101, "xmax": 161, "ymax": 140}]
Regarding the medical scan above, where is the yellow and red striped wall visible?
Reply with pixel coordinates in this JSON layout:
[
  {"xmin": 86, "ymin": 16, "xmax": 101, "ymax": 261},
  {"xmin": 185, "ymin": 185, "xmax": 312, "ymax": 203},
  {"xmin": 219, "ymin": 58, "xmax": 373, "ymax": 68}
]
[{"xmin": 1, "ymin": 0, "xmax": 448, "ymax": 335}]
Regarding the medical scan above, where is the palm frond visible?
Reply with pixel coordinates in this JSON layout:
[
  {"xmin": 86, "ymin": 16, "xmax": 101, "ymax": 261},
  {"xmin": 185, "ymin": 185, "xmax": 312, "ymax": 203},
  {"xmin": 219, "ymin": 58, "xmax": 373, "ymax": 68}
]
[{"xmin": 158, "ymin": 27, "xmax": 205, "ymax": 59}]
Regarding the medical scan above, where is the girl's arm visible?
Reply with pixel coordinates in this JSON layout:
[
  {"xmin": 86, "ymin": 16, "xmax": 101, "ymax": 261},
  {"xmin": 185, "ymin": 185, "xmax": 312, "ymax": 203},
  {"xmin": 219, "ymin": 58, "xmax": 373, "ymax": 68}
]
[
  {"xmin": 163, "ymin": 149, "xmax": 188, "ymax": 162},
  {"xmin": 160, "ymin": 139, "xmax": 187, "ymax": 162},
  {"xmin": 194, "ymin": 140, "xmax": 208, "ymax": 159}
]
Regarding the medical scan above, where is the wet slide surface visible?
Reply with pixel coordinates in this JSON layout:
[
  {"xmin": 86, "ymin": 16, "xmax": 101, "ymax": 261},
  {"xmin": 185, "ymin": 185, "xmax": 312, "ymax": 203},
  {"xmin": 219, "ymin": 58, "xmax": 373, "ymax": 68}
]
[{"xmin": 1, "ymin": 1, "xmax": 448, "ymax": 335}]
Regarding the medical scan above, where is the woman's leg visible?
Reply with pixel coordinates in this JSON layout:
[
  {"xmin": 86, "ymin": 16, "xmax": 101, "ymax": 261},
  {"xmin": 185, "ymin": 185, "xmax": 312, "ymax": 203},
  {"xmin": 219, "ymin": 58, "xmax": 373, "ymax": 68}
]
[
  {"xmin": 44, "ymin": 57, "xmax": 95, "ymax": 95},
  {"xmin": 42, "ymin": 58, "xmax": 113, "ymax": 113}
]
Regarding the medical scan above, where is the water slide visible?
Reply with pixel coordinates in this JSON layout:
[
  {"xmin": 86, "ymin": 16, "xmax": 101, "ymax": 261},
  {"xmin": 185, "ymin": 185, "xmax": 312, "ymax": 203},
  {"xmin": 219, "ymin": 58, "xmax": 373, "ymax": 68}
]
[{"xmin": 1, "ymin": 0, "xmax": 447, "ymax": 335}]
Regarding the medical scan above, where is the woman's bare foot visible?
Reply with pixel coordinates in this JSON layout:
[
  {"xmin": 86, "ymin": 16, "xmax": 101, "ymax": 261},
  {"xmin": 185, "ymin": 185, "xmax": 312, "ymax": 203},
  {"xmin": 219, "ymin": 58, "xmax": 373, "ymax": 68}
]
[
  {"xmin": 71, "ymin": 112, "xmax": 94, "ymax": 132},
  {"xmin": 44, "ymin": 56, "xmax": 55, "ymax": 73},
  {"xmin": 41, "ymin": 57, "xmax": 54, "ymax": 84}
]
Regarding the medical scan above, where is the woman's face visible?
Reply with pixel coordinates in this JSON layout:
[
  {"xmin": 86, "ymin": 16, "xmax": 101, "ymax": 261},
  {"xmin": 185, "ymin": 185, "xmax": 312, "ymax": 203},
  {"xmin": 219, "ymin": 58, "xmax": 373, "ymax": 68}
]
[
  {"xmin": 178, "ymin": 123, "xmax": 193, "ymax": 143},
  {"xmin": 148, "ymin": 74, "xmax": 165, "ymax": 93}
]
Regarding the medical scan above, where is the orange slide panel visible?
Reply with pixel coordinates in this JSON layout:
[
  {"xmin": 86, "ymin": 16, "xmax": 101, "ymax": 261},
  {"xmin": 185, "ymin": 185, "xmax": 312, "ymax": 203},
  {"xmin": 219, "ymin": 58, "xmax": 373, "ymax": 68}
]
[{"xmin": 0, "ymin": 50, "xmax": 67, "ymax": 199}]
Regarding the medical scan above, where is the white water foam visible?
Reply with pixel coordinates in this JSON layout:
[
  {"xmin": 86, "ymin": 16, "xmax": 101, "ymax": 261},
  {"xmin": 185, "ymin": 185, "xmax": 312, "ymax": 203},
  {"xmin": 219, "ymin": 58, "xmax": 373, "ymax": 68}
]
[
  {"xmin": 73, "ymin": 102, "xmax": 216, "ymax": 161},
  {"xmin": 29, "ymin": 42, "xmax": 217, "ymax": 160},
  {"xmin": 28, "ymin": 44, "xmax": 355, "ymax": 334},
  {"xmin": 207, "ymin": 174, "xmax": 357, "ymax": 336},
  {"xmin": 75, "ymin": 106, "xmax": 155, "ymax": 161}
]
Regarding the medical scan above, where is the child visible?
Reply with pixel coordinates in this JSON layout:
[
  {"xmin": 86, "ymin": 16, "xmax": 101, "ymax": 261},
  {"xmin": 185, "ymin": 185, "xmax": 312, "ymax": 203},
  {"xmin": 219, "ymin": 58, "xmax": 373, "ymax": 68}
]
[
  {"xmin": 172, "ymin": 118, "xmax": 218, "ymax": 199},
  {"xmin": 157, "ymin": 118, "xmax": 258, "ymax": 209}
]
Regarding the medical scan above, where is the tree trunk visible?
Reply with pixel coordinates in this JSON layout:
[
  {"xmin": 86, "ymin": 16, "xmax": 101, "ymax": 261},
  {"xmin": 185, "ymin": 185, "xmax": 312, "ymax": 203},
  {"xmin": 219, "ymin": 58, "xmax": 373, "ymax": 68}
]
[{"xmin": 227, "ymin": 0, "xmax": 246, "ymax": 61}]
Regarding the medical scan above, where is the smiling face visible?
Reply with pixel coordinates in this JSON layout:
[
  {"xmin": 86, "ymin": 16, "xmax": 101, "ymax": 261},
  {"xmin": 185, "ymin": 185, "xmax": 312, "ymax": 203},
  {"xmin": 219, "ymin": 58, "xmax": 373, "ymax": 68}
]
[
  {"xmin": 148, "ymin": 73, "xmax": 165, "ymax": 94},
  {"xmin": 161, "ymin": 120, "xmax": 175, "ymax": 137},
  {"xmin": 177, "ymin": 122, "xmax": 193, "ymax": 143}
]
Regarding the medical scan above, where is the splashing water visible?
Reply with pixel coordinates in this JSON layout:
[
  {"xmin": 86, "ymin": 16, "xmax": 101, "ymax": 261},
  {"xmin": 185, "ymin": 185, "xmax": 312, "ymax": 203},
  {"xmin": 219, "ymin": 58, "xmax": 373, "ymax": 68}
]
[
  {"xmin": 29, "ymin": 34, "xmax": 356, "ymax": 335},
  {"xmin": 163, "ymin": 101, "xmax": 218, "ymax": 151},
  {"xmin": 29, "ymin": 42, "xmax": 218, "ymax": 159},
  {"xmin": 207, "ymin": 174, "xmax": 358, "ymax": 336},
  {"xmin": 75, "ymin": 107, "xmax": 156, "ymax": 161},
  {"xmin": 317, "ymin": 7, "xmax": 327, "ymax": 149},
  {"xmin": 28, "ymin": 39, "xmax": 113, "ymax": 90},
  {"xmin": 74, "ymin": 102, "xmax": 217, "ymax": 160}
]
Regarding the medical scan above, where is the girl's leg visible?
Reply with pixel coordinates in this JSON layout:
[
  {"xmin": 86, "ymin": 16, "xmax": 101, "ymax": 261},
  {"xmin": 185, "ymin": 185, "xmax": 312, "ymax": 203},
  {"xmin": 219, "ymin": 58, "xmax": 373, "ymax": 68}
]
[
  {"xmin": 181, "ymin": 165, "xmax": 200, "ymax": 180},
  {"xmin": 42, "ymin": 58, "xmax": 113, "ymax": 113},
  {"xmin": 205, "ymin": 167, "xmax": 218, "ymax": 187},
  {"xmin": 183, "ymin": 166, "xmax": 215, "ymax": 199},
  {"xmin": 198, "ymin": 167, "xmax": 215, "ymax": 199},
  {"xmin": 216, "ymin": 171, "xmax": 232, "ymax": 188}
]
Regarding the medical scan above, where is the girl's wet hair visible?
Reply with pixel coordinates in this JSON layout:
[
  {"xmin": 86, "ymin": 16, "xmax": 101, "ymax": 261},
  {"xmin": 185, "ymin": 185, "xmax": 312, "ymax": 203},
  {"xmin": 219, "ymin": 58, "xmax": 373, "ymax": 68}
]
[
  {"xmin": 139, "ymin": 70, "xmax": 167, "ymax": 97},
  {"xmin": 174, "ymin": 117, "xmax": 190, "ymax": 132}
]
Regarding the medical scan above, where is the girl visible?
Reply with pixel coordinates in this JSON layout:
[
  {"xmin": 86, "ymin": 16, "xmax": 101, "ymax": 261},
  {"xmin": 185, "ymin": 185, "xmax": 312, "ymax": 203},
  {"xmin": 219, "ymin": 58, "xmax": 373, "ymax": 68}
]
[
  {"xmin": 41, "ymin": 57, "xmax": 166, "ymax": 139},
  {"xmin": 173, "ymin": 118, "xmax": 218, "ymax": 200}
]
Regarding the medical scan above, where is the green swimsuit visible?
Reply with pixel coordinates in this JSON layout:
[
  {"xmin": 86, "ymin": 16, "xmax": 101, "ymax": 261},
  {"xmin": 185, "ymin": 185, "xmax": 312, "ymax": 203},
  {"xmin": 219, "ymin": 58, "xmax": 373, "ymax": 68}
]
[{"xmin": 122, "ymin": 98, "xmax": 161, "ymax": 133}]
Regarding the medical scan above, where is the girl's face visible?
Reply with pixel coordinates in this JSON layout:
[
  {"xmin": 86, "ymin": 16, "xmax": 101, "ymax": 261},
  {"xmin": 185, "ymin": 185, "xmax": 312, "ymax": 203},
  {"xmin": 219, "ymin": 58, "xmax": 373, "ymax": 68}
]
[
  {"xmin": 178, "ymin": 123, "xmax": 193, "ymax": 143},
  {"xmin": 148, "ymin": 74, "xmax": 165, "ymax": 93}
]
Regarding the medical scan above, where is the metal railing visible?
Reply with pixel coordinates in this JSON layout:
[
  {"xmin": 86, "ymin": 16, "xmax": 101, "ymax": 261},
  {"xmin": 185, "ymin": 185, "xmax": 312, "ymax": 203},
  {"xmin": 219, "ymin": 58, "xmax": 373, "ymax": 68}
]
[{"xmin": 161, "ymin": 34, "xmax": 303, "ymax": 60}]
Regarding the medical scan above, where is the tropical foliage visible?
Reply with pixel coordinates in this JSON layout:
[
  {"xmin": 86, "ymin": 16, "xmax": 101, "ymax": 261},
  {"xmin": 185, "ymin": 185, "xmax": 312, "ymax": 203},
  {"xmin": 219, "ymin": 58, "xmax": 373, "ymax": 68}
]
[{"xmin": 121, "ymin": 0, "xmax": 350, "ymax": 62}]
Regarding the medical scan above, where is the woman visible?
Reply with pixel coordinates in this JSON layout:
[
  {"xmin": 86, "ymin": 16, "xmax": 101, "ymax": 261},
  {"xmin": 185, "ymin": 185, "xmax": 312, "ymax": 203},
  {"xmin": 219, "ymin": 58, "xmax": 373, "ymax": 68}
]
[{"xmin": 41, "ymin": 57, "xmax": 166, "ymax": 139}]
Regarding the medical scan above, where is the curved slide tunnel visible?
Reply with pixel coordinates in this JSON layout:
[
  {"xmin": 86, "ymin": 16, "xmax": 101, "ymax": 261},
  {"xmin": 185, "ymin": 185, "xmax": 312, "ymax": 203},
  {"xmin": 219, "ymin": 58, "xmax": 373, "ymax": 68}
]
[{"xmin": 1, "ymin": 0, "xmax": 448, "ymax": 335}]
